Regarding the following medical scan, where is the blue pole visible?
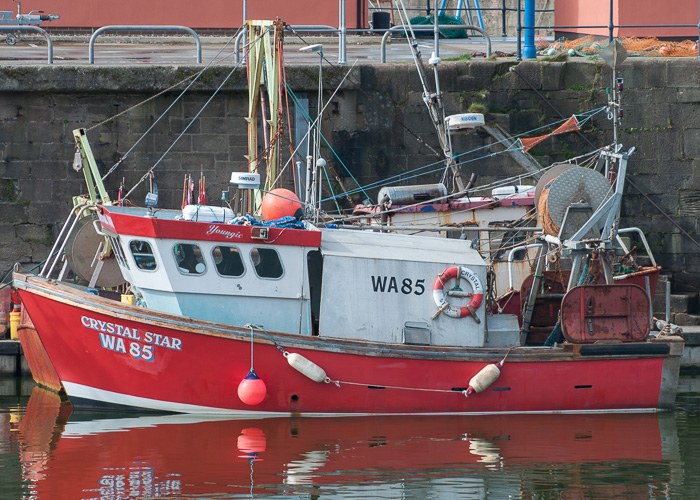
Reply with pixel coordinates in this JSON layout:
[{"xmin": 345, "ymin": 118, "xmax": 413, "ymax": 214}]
[{"xmin": 523, "ymin": 0, "xmax": 536, "ymax": 59}]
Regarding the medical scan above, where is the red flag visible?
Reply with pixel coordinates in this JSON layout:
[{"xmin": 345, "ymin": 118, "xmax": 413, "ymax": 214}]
[{"xmin": 198, "ymin": 174, "xmax": 207, "ymax": 205}]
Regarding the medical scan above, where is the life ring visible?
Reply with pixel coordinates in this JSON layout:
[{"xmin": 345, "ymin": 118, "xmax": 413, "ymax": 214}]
[{"xmin": 432, "ymin": 266, "xmax": 484, "ymax": 319}]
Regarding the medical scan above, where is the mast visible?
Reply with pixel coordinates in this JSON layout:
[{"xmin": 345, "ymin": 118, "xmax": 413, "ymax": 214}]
[
  {"xmin": 395, "ymin": 1, "xmax": 466, "ymax": 192},
  {"xmin": 246, "ymin": 19, "xmax": 284, "ymax": 214}
]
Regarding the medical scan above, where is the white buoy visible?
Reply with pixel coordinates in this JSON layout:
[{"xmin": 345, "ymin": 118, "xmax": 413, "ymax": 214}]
[
  {"xmin": 467, "ymin": 362, "xmax": 502, "ymax": 394},
  {"xmin": 285, "ymin": 352, "xmax": 329, "ymax": 383}
]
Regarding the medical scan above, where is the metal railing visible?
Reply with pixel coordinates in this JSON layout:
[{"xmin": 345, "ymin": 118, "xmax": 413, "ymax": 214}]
[
  {"xmin": 235, "ymin": 25, "xmax": 342, "ymax": 64},
  {"xmin": 368, "ymin": 0, "xmax": 552, "ymax": 38},
  {"xmin": 515, "ymin": 0, "xmax": 700, "ymax": 61},
  {"xmin": 0, "ymin": 25, "xmax": 53, "ymax": 63},
  {"xmin": 380, "ymin": 24, "xmax": 491, "ymax": 62},
  {"xmin": 89, "ymin": 25, "xmax": 202, "ymax": 64}
]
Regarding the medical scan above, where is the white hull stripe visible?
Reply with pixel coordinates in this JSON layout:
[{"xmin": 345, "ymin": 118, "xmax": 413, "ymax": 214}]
[{"xmin": 62, "ymin": 381, "xmax": 659, "ymax": 417}]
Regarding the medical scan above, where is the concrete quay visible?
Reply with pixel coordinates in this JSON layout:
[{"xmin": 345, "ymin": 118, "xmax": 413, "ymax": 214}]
[
  {"xmin": 679, "ymin": 326, "xmax": 700, "ymax": 370},
  {"xmin": 0, "ymin": 34, "xmax": 517, "ymax": 66}
]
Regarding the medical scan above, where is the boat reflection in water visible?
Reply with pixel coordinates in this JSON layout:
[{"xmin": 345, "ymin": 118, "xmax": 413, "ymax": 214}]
[{"xmin": 15, "ymin": 386, "xmax": 680, "ymax": 499}]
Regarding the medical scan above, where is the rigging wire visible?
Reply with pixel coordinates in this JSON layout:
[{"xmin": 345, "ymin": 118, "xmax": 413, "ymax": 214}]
[
  {"xmin": 318, "ymin": 107, "xmax": 607, "ymax": 206},
  {"xmin": 269, "ymin": 61, "xmax": 372, "ymax": 203},
  {"xmin": 285, "ymin": 25, "xmax": 442, "ymax": 159},
  {"xmin": 325, "ymin": 147, "xmax": 604, "ymax": 223},
  {"xmin": 97, "ymin": 27, "xmax": 246, "ymax": 184},
  {"xmin": 121, "ymin": 28, "xmax": 270, "ymax": 202}
]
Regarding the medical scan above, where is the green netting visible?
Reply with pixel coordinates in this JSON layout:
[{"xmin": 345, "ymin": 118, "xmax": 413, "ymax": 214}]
[{"xmin": 408, "ymin": 14, "xmax": 468, "ymax": 39}]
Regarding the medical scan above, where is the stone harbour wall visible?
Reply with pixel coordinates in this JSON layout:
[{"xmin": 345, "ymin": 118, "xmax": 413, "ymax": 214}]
[{"xmin": 0, "ymin": 58, "xmax": 699, "ymax": 293}]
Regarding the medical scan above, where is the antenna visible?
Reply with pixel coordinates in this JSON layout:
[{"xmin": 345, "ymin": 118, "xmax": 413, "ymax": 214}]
[{"xmin": 600, "ymin": 40, "xmax": 628, "ymax": 147}]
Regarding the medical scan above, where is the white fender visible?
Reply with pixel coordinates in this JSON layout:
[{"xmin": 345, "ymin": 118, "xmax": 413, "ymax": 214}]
[
  {"xmin": 285, "ymin": 352, "xmax": 329, "ymax": 383},
  {"xmin": 468, "ymin": 363, "xmax": 501, "ymax": 394}
]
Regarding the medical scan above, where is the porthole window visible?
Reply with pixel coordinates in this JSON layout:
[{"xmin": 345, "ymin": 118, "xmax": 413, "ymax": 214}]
[
  {"xmin": 173, "ymin": 243, "xmax": 206, "ymax": 275},
  {"xmin": 213, "ymin": 245, "xmax": 245, "ymax": 277},
  {"xmin": 129, "ymin": 240, "xmax": 156, "ymax": 271},
  {"xmin": 251, "ymin": 247, "xmax": 284, "ymax": 279}
]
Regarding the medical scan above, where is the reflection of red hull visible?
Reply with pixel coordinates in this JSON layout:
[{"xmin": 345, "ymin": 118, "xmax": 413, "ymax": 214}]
[
  {"xmin": 15, "ymin": 273, "xmax": 682, "ymax": 415},
  {"xmin": 16, "ymin": 386, "xmax": 673, "ymax": 499}
]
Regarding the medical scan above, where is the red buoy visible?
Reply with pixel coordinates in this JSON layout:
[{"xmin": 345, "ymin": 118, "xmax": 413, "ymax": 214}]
[
  {"xmin": 237, "ymin": 369, "xmax": 267, "ymax": 405},
  {"xmin": 237, "ymin": 427, "xmax": 266, "ymax": 461},
  {"xmin": 261, "ymin": 188, "xmax": 303, "ymax": 221}
]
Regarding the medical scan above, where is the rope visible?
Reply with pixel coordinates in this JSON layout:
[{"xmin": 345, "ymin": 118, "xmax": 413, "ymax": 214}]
[
  {"xmin": 229, "ymin": 214, "xmax": 305, "ymax": 229},
  {"xmin": 327, "ymin": 379, "xmax": 463, "ymax": 394},
  {"xmin": 244, "ymin": 323, "xmax": 287, "ymax": 356},
  {"xmin": 537, "ymin": 181, "xmax": 560, "ymax": 236},
  {"xmin": 243, "ymin": 324, "xmax": 482, "ymax": 398}
]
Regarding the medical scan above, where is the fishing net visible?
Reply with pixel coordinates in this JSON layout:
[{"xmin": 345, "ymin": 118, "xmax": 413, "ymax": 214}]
[
  {"xmin": 518, "ymin": 115, "xmax": 581, "ymax": 153},
  {"xmin": 541, "ymin": 35, "xmax": 699, "ymax": 57},
  {"xmin": 408, "ymin": 14, "xmax": 469, "ymax": 38}
]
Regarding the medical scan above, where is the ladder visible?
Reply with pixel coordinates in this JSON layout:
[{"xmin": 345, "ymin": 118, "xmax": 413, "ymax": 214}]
[{"xmin": 437, "ymin": 0, "xmax": 484, "ymax": 30}]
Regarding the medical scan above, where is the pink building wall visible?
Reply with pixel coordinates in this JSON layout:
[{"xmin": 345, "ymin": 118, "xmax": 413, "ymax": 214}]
[
  {"xmin": 9, "ymin": 0, "xmax": 367, "ymax": 30},
  {"xmin": 555, "ymin": 0, "xmax": 699, "ymax": 38}
]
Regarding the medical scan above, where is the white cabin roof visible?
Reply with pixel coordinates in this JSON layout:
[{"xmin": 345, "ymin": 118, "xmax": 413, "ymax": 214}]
[{"xmin": 319, "ymin": 228, "xmax": 484, "ymax": 266}]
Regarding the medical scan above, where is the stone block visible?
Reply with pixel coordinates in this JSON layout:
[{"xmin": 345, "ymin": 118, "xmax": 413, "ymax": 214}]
[
  {"xmin": 0, "ymin": 355, "xmax": 17, "ymax": 376},
  {"xmin": 15, "ymin": 223, "xmax": 51, "ymax": 244},
  {"xmin": 26, "ymin": 201, "xmax": 67, "ymax": 225},
  {"xmin": 677, "ymin": 88, "xmax": 700, "ymax": 103},
  {"xmin": 668, "ymin": 60, "xmax": 700, "ymax": 88},
  {"xmin": 683, "ymin": 129, "xmax": 700, "ymax": 159},
  {"xmin": 618, "ymin": 59, "xmax": 667, "ymax": 90},
  {"xmin": 563, "ymin": 61, "xmax": 598, "ymax": 89},
  {"xmin": 541, "ymin": 62, "xmax": 566, "ymax": 91},
  {"xmin": 633, "ymin": 129, "xmax": 681, "ymax": 160},
  {"xmin": 626, "ymin": 88, "xmax": 677, "ymax": 106},
  {"xmin": 673, "ymin": 313, "xmax": 700, "ymax": 326},
  {"xmin": 0, "ymin": 203, "xmax": 27, "ymax": 224},
  {"xmin": 673, "ymin": 272, "xmax": 700, "ymax": 293},
  {"xmin": 623, "ymin": 103, "xmax": 672, "ymax": 130},
  {"xmin": 155, "ymin": 134, "xmax": 192, "ymax": 153}
]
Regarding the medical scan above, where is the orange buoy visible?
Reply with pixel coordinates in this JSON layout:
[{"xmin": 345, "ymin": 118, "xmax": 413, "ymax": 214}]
[
  {"xmin": 237, "ymin": 369, "xmax": 267, "ymax": 405},
  {"xmin": 261, "ymin": 188, "xmax": 303, "ymax": 221}
]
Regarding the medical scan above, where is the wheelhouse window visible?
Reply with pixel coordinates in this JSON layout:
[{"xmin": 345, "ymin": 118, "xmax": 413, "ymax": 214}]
[
  {"xmin": 129, "ymin": 240, "xmax": 156, "ymax": 271},
  {"xmin": 110, "ymin": 236, "xmax": 129, "ymax": 269},
  {"xmin": 251, "ymin": 247, "xmax": 284, "ymax": 279},
  {"xmin": 213, "ymin": 245, "xmax": 245, "ymax": 277},
  {"xmin": 173, "ymin": 243, "xmax": 206, "ymax": 275}
]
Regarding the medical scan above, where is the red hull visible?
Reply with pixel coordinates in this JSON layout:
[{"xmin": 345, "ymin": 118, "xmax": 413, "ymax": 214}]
[
  {"xmin": 15, "ymin": 274, "xmax": 682, "ymax": 415},
  {"xmin": 14, "ymin": 386, "xmax": 672, "ymax": 500}
]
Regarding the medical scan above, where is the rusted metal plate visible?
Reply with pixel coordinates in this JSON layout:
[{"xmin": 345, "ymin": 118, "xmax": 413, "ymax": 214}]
[
  {"xmin": 561, "ymin": 284, "xmax": 650, "ymax": 343},
  {"xmin": 518, "ymin": 270, "xmax": 569, "ymax": 328},
  {"xmin": 18, "ymin": 309, "xmax": 63, "ymax": 393}
]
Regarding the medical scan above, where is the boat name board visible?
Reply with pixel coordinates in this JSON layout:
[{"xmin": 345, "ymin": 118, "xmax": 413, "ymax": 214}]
[
  {"xmin": 205, "ymin": 224, "xmax": 243, "ymax": 240},
  {"xmin": 81, "ymin": 315, "xmax": 182, "ymax": 362},
  {"xmin": 98, "ymin": 211, "xmax": 115, "ymax": 231}
]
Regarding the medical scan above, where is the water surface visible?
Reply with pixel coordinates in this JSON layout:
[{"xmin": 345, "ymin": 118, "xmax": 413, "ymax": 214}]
[{"xmin": 2, "ymin": 376, "xmax": 700, "ymax": 499}]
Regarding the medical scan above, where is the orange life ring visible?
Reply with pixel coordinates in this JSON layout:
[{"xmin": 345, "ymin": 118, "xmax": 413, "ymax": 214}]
[{"xmin": 432, "ymin": 266, "xmax": 484, "ymax": 319}]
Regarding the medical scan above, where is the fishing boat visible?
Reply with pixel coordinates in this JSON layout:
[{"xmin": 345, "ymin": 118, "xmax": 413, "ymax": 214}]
[{"xmin": 12, "ymin": 20, "xmax": 683, "ymax": 415}]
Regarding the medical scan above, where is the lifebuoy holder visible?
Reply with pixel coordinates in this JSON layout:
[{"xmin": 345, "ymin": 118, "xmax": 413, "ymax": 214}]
[{"xmin": 432, "ymin": 266, "xmax": 484, "ymax": 322}]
